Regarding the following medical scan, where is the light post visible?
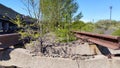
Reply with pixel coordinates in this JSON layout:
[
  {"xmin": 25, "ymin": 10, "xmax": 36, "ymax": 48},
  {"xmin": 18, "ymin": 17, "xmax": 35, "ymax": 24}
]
[{"xmin": 109, "ymin": 6, "xmax": 112, "ymax": 21}]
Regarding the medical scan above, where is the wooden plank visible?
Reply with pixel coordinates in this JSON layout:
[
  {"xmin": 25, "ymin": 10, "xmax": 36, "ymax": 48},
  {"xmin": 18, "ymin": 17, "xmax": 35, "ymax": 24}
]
[{"xmin": 0, "ymin": 33, "xmax": 20, "ymax": 48}]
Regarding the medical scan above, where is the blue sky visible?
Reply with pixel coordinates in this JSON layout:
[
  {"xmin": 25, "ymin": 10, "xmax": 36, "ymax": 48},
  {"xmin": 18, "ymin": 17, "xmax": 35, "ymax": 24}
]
[
  {"xmin": 77, "ymin": 0, "xmax": 120, "ymax": 22},
  {"xmin": 0, "ymin": 0, "xmax": 120, "ymax": 22},
  {"xmin": 0, "ymin": 0, "xmax": 28, "ymax": 15}
]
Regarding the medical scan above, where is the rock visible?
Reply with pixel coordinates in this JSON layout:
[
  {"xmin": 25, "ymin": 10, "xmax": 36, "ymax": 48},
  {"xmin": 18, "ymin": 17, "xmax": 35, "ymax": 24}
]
[
  {"xmin": 0, "ymin": 48, "xmax": 120, "ymax": 68},
  {"xmin": 25, "ymin": 41, "xmax": 42, "ymax": 56},
  {"xmin": 42, "ymin": 40, "xmax": 95, "ymax": 58},
  {"xmin": 0, "ymin": 48, "xmax": 13, "ymax": 61},
  {"xmin": 24, "ymin": 32, "xmax": 58, "ymax": 56},
  {"xmin": 42, "ymin": 32, "xmax": 57, "ymax": 45}
]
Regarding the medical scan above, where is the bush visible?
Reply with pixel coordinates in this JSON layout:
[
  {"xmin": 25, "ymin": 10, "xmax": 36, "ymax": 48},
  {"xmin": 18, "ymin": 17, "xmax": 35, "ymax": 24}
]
[
  {"xmin": 55, "ymin": 28, "xmax": 76, "ymax": 42},
  {"xmin": 81, "ymin": 23, "xmax": 95, "ymax": 32},
  {"xmin": 112, "ymin": 29, "xmax": 120, "ymax": 36}
]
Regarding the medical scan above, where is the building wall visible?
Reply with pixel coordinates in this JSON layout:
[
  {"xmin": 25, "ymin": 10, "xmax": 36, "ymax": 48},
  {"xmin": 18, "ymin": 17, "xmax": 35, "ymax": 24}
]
[{"xmin": 0, "ymin": 20, "xmax": 13, "ymax": 33}]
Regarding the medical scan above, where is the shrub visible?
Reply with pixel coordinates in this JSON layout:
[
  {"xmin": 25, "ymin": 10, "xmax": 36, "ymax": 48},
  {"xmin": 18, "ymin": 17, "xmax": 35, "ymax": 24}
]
[{"xmin": 112, "ymin": 29, "xmax": 120, "ymax": 36}]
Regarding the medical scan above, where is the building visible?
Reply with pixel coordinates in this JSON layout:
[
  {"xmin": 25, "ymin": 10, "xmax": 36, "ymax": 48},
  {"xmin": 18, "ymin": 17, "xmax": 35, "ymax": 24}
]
[
  {"xmin": 0, "ymin": 4, "xmax": 34, "ymax": 34},
  {"xmin": 0, "ymin": 15, "xmax": 17, "ymax": 33}
]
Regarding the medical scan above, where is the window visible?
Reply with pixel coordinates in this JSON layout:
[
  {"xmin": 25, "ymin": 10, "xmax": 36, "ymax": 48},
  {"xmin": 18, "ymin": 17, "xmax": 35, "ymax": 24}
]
[
  {"xmin": 4, "ymin": 23, "xmax": 9, "ymax": 31},
  {"xmin": 0, "ymin": 22, "xmax": 3, "ymax": 32}
]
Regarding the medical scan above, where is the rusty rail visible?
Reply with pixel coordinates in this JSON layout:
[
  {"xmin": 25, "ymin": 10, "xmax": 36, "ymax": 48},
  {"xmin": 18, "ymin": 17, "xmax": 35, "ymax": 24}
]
[
  {"xmin": 72, "ymin": 31, "xmax": 120, "ymax": 50},
  {"xmin": 0, "ymin": 33, "xmax": 20, "ymax": 49}
]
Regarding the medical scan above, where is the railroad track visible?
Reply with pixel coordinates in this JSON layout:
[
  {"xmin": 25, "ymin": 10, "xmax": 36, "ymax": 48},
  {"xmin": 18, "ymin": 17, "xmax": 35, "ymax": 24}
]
[{"xmin": 72, "ymin": 31, "xmax": 120, "ymax": 57}]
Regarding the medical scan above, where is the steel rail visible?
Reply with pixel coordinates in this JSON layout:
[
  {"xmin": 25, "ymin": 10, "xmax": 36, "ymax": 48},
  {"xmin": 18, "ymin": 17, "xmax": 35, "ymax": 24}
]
[
  {"xmin": 72, "ymin": 31, "xmax": 120, "ymax": 50},
  {"xmin": 72, "ymin": 31, "xmax": 120, "ymax": 40}
]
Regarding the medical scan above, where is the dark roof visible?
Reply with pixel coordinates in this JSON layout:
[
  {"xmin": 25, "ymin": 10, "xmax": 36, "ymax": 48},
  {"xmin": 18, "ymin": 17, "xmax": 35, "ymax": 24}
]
[
  {"xmin": 0, "ymin": 14, "xmax": 10, "ymax": 21},
  {"xmin": 0, "ymin": 4, "xmax": 36, "ymax": 23},
  {"xmin": 0, "ymin": 4, "xmax": 22, "ymax": 19}
]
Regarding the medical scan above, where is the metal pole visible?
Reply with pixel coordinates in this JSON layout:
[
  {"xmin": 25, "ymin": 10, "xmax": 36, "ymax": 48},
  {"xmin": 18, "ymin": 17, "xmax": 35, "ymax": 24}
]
[{"xmin": 110, "ymin": 6, "xmax": 112, "ymax": 21}]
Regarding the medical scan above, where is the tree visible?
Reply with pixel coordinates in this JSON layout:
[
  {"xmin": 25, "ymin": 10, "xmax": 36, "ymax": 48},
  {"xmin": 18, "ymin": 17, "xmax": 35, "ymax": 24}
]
[
  {"xmin": 40, "ymin": 0, "xmax": 81, "ymax": 28},
  {"xmin": 81, "ymin": 23, "xmax": 95, "ymax": 32},
  {"xmin": 70, "ymin": 20, "xmax": 85, "ymax": 31},
  {"xmin": 40, "ymin": 0, "xmax": 83, "ymax": 42},
  {"xmin": 20, "ymin": 0, "xmax": 83, "ymax": 42},
  {"xmin": 74, "ymin": 12, "xmax": 83, "ymax": 21}
]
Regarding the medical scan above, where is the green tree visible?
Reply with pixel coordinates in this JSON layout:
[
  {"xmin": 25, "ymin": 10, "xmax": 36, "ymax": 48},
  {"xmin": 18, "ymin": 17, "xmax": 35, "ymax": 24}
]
[
  {"xmin": 40, "ymin": 0, "xmax": 81, "ymax": 28},
  {"xmin": 74, "ymin": 12, "xmax": 83, "ymax": 21},
  {"xmin": 70, "ymin": 20, "xmax": 85, "ymax": 31},
  {"xmin": 81, "ymin": 23, "xmax": 95, "ymax": 32},
  {"xmin": 40, "ymin": 0, "xmax": 83, "ymax": 42},
  {"xmin": 21, "ymin": 0, "xmax": 83, "ymax": 42}
]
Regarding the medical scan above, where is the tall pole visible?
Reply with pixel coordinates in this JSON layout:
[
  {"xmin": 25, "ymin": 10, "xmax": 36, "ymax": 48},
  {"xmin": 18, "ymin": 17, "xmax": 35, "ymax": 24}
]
[{"xmin": 110, "ymin": 6, "xmax": 112, "ymax": 21}]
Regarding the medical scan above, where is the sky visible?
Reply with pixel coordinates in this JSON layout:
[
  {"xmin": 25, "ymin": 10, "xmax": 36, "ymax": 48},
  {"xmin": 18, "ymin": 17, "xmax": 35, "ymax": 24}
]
[
  {"xmin": 77, "ymin": 0, "xmax": 120, "ymax": 22},
  {"xmin": 0, "ymin": 0, "xmax": 120, "ymax": 22}
]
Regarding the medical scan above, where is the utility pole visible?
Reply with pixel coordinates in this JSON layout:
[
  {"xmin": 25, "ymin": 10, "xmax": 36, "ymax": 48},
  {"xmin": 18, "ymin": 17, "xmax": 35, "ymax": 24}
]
[{"xmin": 109, "ymin": 6, "xmax": 112, "ymax": 21}]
